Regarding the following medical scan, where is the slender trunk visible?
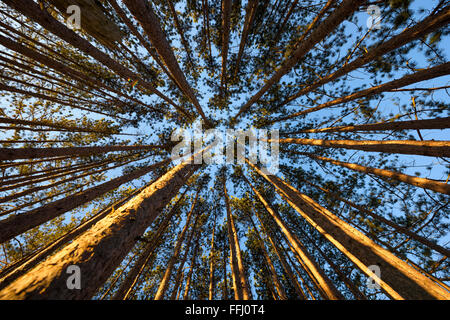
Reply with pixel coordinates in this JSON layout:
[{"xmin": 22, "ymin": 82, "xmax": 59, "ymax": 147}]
[
  {"xmin": 208, "ymin": 217, "xmax": 216, "ymax": 300},
  {"xmin": 247, "ymin": 212, "xmax": 287, "ymax": 299},
  {"xmin": 0, "ymin": 83, "xmax": 128, "ymax": 121},
  {"xmin": 294, "ymin": 151, "xmax": 450, "ymax": 195},
  {"xmin": 0, "ymin": 158, "xmax": 200, "ymax": 299},
  {"xmin": 154, "ymin": 190, "xmax": 199, "ymax": 300},
  {"xmin": 298, "ymin": 176, "xmax": 450, "ymax": 257},
  {"xmin": 0, "ymin": 145, "xmax": 163, "ymax": 161},
  {"xmin": 167, "ymin": 0, "xmax": 194, "ymax": 65},
  {"xmin": 234, "ymin": 0, "xmax": 258, "ymax": 78},
  {"xmin": 0, "ymin": 183, "xmax": 149, "ymax": 291},
  {"xmin": 252, "ymin": 207, "xmax": 307, "ymax": 299},
  {"xmin": 272, "ymin": 0, "xmax": 298, "ymax": 44},
  {"xmin": 112, "ymin": 188, "xmax": 189, "ymax": 300},
  {"xmin": 243, "ymin": 173, "xmax": 342, "ymax": 299},
  {"xmin": 285, "ymin": 117, "xmax": 450, "ymax": 134},
  {"xmin": 0, "ymin": 159, "xmax": 171, "ymax": 244},
  {"xmin": 247, "ymin": 161, "xmax": 450, "ymax": 299},
  {"xmin": 169, "ymin": 216, "xmax": 200, "ymax": 300},
  {"xmin": 222, "ymin": 235, "xmax": 229, "ymax": 299},
  {"xmin": 3, "ymin": 0, "xmax": 184, "ymax": 114},
  {"xmin": 221, "ymin": 0, "xmax": 232, "ymax": 90},
  {"xmin": 276, "ymin": 138, "xmax": 450, "ymax": 158},
  {"xmin": 234, "ymin": 0, "xmax": 363, "ymax": 120},
  {"xmin": 224, "ymin": 180, "xmax": 252, "ymax": 300},
  {"xmin": 0, "ymin": 117, "xmax": 119, "ymax": 135},
  {"xmin": 273, "ymin": 62, "xmax": 450, "ymax": 122},
  {"xmin": 183, "ymin": 230, "xmax": 201, "ymax": 300},
  {"xmin": 281, "ymin": 5, "xmax": 450, "ymax": 105},
  {"xmin": 297, "ymin": 226, "xmax": 368, "ymax": 300},
  {"xmin": 123, "ymin": 0, "xmax": 209, "ymax": 124}
]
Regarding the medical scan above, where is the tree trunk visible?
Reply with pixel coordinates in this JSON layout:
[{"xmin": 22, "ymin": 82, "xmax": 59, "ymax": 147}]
[
  {"xmin": 293, "ymin": 151, "xmax": 450, "ymax": 195},
  {"xmin": 154, "ymin": 190, "xmax": 199, "ymax": 300},
  {"xmin": 208, "ymin": 217, "xmax": 216, "ymax": 300},
  {"xmin": 0, "ymin": 145, "xmax": 163, "ymax": 161},
  {"xmin": 3, "ymin": 0, "xmax": 185, "ymax": 114},
  {"xmin": 123, "ymin": 0, "xmax": 210, "ymax": 125},
  {"xmin": 246, "ymin": 212, "xmax": 288, "ymax": 299},
  {"xmin": 243, "ymin": 173, "xmax": 342, "ymax": 299},
  {"xmin": 247, "ymin": 161, "xmax": 450, "ymax": 299},
  {"xmin": 0, "ymin": 158, "xmax": 200, "ymax": 299},
  {"xmin": 169, "ymin": 216, "xmax": 200, "ymax": 300},
  {"xmin": 234, "ymin": 0, "xmax": 363, "ymax": 120},
  {"xmin": 0, "ymin": 183, "xmax": 148, "ymax": 291},
  {"xmin": 297, "ymin": 176, "xmax": 450, "ymax": 257},
  {"xmin": 277, "ymin": 138, "xmax": 450, "ymax": 158},
  {"xmin": 182, "ymin": 230, "xmax": 201, "ymax": 300},
  {"xmin": 234, "ymin": 0, "xmax": 258, "ymax": 78},
  {"xmin": 224, "ymin": 179, "xmax": 252, "ymax": 300},
  {"xmin": 285, "ymin": 117, "xmax": 450, "ymax": 134},
  {"xmin": 280, "ymin": 5, "xmax": 450, "ymax": 105},
  {"xmin": 273, "ymin": 62, "xmax": 450, "ymax": 122},
  {"xmin": 221, "ymin": 0, "xmax": 232, "ymax": 90},
  {"xmin": 112, "ymin": 188, "xmax": 189, "ymax": 300},
  {"xmin": 0, "ymin": 159, "xmax": 170, "ymax": 244}
]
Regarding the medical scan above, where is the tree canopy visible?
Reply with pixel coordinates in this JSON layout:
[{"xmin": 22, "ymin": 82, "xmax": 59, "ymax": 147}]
[{"xmin": 0, "ymin": 0, "xmax": 449, "ymax": 300}]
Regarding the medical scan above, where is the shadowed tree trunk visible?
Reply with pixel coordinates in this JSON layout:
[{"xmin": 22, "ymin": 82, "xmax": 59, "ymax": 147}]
[
  {"xmin": 0, "ymin": 145, "xmax": 164, "ymax": 161},
  {"xmin": 2, "ymin": 0, "xmax": 186, "ymax": 115},
  {"xmin": 123, "ymin": 0, "xmax": 210, "ymax": 125}
]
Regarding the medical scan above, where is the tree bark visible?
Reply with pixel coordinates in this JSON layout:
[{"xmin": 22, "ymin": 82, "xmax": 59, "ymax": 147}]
[
  {"xmin": 272, "ymin": 62, "xmax": 450, "ymax": 122},
  {"xmin": 280, "ymin": 5, "xmax": 450, "ymax": 105},
  {"xmin": 123, "ymin": 0, "xmax": 210, "ymax": 125},
  {"xmin": 284, "ymin": 117, "xmax": 450, "ymax": 134},
  {"xmin": 243, "ymin": 173, "xmax": 342, "ymax": 299},
  {"xmin": 224, "ymin": 179, "xmax": 252, "ymax": 300},
  {"xmin": 247, "ymin": 161, "xmax": 450, "ymax": 299},
  {"xmin": 233, "ymin": 0, "xmax": 363, "ymax": 120},
  {"xmin": 0, "ymin": 145, "xmax": 164, "ymax": 161},
  {"xmin": 154, "ymin": 190, "xmax": 199, "ymax": 300},
  {"xmin": 0, "ymin": 159, "xmax": 171, "ymax": 244},
  {"xmin": 276, "ymin": 138, "xmax": 450, "ymax": 158},
  {"xmin": 0, "ymin": 158, "xmax": 200, "ymax": 299},
  {"xmin": 293, "ymin": 151, "xmax": 450, "ymax": 195},
  {"xmin": 112, "ymin": 188, "xmax": 189, "ymax": 300}
]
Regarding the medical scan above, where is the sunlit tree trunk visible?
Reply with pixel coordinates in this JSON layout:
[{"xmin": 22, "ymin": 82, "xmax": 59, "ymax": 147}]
[
  {"xmin": 273, "ymin": 62, "xmax": 450, "ymax": 122},
  {"xmin": 0, "ymin": 159, "xmax": 200, "ymax": 299},
  {"xmin": 280, "ymin": 6, "xmax": 450, "ymax": 105},
  {"xmin": 287, "ymin": 117, "xmax": 450, "ymax": 134},
  {"xmin": 224, "ymin": 179, "xmax": 252, "ymax": 300},
  {"xmin": 243, "ymin": 173, "xmax": 342, "ymax": 299},
  {"xmin": 247, "ymin": 161, "xmax": 450, "ymax": 299},
  {"xmin": 293, "ymin": 152, "xmax": 450, "ymax": 195},
  {"xmin": 276, "ymin": 138, "xmax": 450, "ymax": 158},
  {"xmin": 154, "ymin": 190, "xmax": 199, "ymax": 300},
  {"xmin": 112, "ymin": 189, "xmax": 189, "ymax": 300}
]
